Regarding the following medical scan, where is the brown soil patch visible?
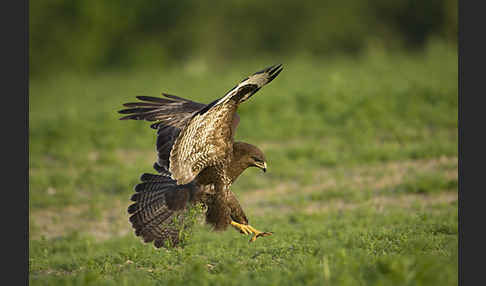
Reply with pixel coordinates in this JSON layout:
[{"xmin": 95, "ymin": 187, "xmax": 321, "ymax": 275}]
[
  {"xmin": 302, "ymin": 192, "xmax": 457, "ymax": 215},
  {"xmin": 115, "ymin": 148, "xmax": 157, "ymax": 165},
  {"xmin": 240, "ymin": 155, "xmax": 457, "ymax": 205},
  {"xmin": 30, "ymin": 199, "xmax": 132, "ymax": 241}
]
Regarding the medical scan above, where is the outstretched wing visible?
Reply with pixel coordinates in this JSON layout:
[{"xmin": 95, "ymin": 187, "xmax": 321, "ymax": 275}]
[
  {"xmin": 119, "ymin": 94, "xmax": 207, "ymax": 172},
  {"xmin": 168, "ymin": 64, "xmax": 283, "ymax": 184}
]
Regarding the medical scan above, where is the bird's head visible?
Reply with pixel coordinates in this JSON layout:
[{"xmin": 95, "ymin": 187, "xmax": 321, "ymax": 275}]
[
  {"xmin": 233, "ymin": 142, "xmax": 267, "ymax": 173},
  {"xmin": 248, "ymin": 150, "xmax": 267, "ymax": 173}
]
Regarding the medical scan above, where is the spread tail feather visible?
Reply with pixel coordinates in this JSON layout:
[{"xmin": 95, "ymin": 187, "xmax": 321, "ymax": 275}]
[{"xmin": 127, "ymin": 173, "xmax": 200, "ymax": 248}]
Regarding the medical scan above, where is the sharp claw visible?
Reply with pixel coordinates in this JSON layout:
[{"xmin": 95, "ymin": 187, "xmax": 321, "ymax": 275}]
[
  {"xmin": 249, "ymin": 232, "xmax": 273, "ymax": 243},
  {"xmin": 258, "ymin": 232, "xmax": 273, "ymax": 237}
]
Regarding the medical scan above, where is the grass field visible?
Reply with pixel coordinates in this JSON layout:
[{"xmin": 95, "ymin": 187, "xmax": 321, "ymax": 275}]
[{"xmin": 29, "ymin": 42, "xmax": 458, "ymax": 285}]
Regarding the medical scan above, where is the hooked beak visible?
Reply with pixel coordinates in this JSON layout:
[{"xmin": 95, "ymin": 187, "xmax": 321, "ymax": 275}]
[{"xmin": 255, "ymin": 161, "xmax": 267, "ymax": 173}]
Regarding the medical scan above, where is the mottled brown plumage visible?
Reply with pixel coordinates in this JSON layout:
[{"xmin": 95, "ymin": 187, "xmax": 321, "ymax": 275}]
[{"xmin": 119, "ymin": 64, "xmax": 282, "ymax": 247}]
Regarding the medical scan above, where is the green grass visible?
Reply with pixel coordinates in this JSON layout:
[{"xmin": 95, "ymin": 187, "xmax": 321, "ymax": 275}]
[
  {"xmin": 30, "ymin": 205, "xmax": 457, "ymax": 286},
  {"xmin": 29, "ymin": 42, "xmax": 458, "ymax": 285}
]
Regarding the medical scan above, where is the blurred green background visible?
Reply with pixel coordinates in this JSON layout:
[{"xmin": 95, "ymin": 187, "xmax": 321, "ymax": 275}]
[
  {"xmin": 29, "ymin": 1, "xmax": 458, "ymax": 285},
  {"xmin": 30, "ymin": 0, "xmax": 457, "ymax": 77}
]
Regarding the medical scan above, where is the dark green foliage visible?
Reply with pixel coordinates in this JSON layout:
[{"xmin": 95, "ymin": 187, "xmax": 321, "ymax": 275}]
[{"xmin": 30, "ymin": 0, "xmax": 457, "ymax": 76}]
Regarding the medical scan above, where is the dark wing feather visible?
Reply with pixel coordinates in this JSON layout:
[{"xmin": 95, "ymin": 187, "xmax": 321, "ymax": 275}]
[
  {"xmin": 119, "ymin": 93, "xmax": 207, "ymax": 172},
  {"xmin": 168, "ymin": 64, "xmax": 283, "ymax": 184},
  {"xmin": 119, "ymin": 93, "xmax": 206, "ymax": 129}
]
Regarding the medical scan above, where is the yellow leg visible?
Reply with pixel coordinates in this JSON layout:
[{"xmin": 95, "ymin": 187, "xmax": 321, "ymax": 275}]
[{"xmin": 230, "ymin": 221, "xmax": 273, "ymax": 242}]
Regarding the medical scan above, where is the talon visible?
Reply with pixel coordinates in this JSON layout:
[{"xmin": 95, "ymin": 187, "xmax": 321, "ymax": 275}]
[
  {"xmin": 249, "ymin": 232, "xmax": 272, "ymax": 243},
  {"xmin": 231, "ymin": 221, "xmax": 272, "ymax": 242},
  {"xmin": 258, "ymin": 232, "xmax": 273, "ymax": 237}
]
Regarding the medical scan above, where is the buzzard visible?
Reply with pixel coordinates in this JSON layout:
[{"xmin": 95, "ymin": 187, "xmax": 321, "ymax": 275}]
[{"xmin": 119, "ymin": 64, "xmax": 283, "ymax": 247}]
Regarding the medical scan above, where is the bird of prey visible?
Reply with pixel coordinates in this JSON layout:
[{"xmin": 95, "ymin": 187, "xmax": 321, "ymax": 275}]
[{"xmin": 118, "ymin": 64, "xmax": 283, "ymax": 247}]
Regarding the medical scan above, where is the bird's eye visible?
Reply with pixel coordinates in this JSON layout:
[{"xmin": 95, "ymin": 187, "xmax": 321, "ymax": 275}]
[{"xmin": 252, "ymin": 156, "xmax": 262, "ymax": 163}]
